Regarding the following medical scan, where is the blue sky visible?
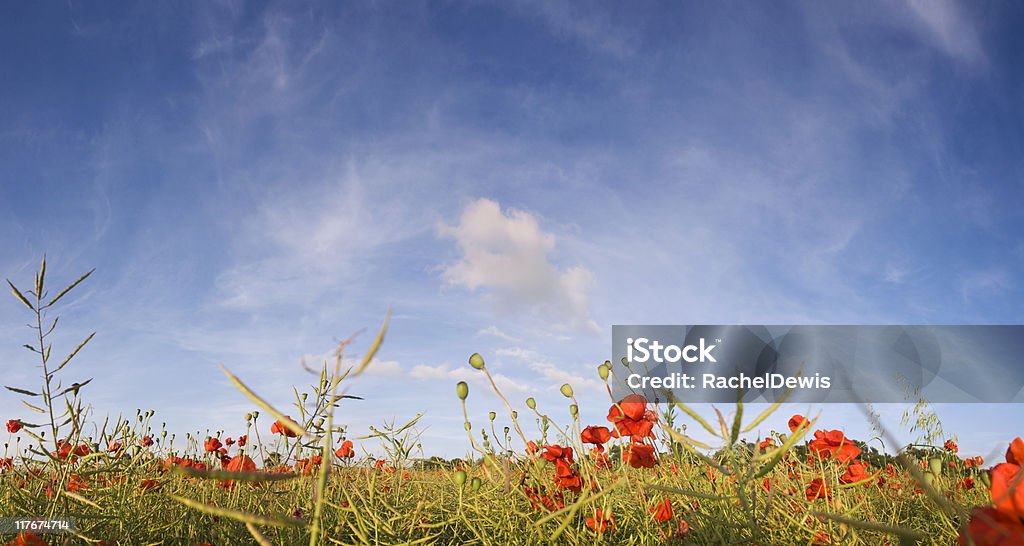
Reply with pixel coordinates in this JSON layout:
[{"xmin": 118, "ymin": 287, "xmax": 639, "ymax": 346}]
[{"xmin": 2, "ymin": 1, "xmax": 1022, "ymax": 461}]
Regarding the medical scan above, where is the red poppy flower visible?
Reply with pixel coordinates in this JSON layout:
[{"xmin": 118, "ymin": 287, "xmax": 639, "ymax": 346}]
[
  {"xmin": 840, "ymin": 462, "xmax": 870, "ymax": 485},
  {"xmin": 958, "ymin": 507, "xmax": 1024, "ymax": 546},
  {"xmin": 553, "ymin": 458, "xmax": 582, "ymax": 493},
  {"xmin": 139, "ymin": 479, "xmax": 159, "ymax": 492},
  {"xmin": 945, "ymin": 439, "xmax": 959, "ymax": 453},
  {"xmin": 270, "ymin": 417, "xmax": 298, "ymax": 438},
  {"xmin": 759, "ymin": 438, "xmax": 775, "ymax": 450},
  {"xmin": 238, "ymin": 435, "xmax": 247, "ymax": 447},
  {"xmin": 805, "ymin": 478, "xmax": 830, "ymax": 501},
  {"xmin": 7, "ymin": 532, "xmax": 47, "ymax": 546},
  {"xmin": 541, "ymin": 445, "xmax": 574, "ymax": 464},
  {"xmin": 140, "ymin": 436, "xmax": 153, "ymax": 447},
  {"xmin": 624, "ymin": 442, "xmax": 658, "ymax": 469},
  {"xmin": 585, "ymin": 509, "xmax": 614, "ymax": 534},
  {"xmin": 1007, "ymin": 437, "xmax": 1024, "ymax": 466},
  {"xmin": 788, "ymin": 415, "xmax": 806, "ymax": 432},
  {"xmin": 225, "ymin": 437, "xmax": 235, "ymax": 446},
  {"xmin": 526, "ymin": 440, "xmax": 539, "ymax": 455},
  {"xmin": 581, "ymin": 426, "xmax": 611, "ymax": 445},
  {"xmin": 336, "ymin": 440, "xmax": 355, "ymax": 459},
  {"xmin": 6, "ymin": 419, "xmax": 23, "ymax": 434},
  {"xmin": 107, "ymin": 440, "xmax": 122, "ymax": 453},
  {"xmin": 607, "ymin": 396, "xmax": 657, "ymax": 441},
  {"xmin": 808, "ymin": 430, "xmax": 861, "ymax": 464},
  {"xmin": 221, "ymin": 454, "xmax": 256, "ymax": 487},
  {"xmin": 651, "ymin": 498, "xmax": 673, "ymax": 521},
  {"xmin": 204, "ymin": 437, "xmax": 222, "ymax": 453},
  {"xmin": 990, "ymin": 463, "xmax": 1024, "ymax": 521}
]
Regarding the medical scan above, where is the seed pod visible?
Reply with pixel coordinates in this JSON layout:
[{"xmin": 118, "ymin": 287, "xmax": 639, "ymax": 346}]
[
  {"xmin": 454, "ymin": 469, "xmax": 467, "ymax": 486},
  {"xmin": 489, "ymin": 411, "xmax": 496, "ymax": 422},
  {"xmin": 456, "ymin": 381, "xmax": 469, "ymax": 400},
  {"xmin": 244, "ymin": 413, "xmax": 252, "ymax": 422},
  {"xmin": 469, "ymin": 353, "xmax": 486, "ymax": 370},
  {"xmin": 526, "ymin": 397, "xmax": 536, "ymax": 409},
  {"xmin": 598, "ymin": 361, "xmax": 610, "ymax": 381},
  {"xmin": 470, "ymin": 477, "xmax": 482, "ymax": 492},
  {"xmin": 560, "ymin": 384, "xmax": 574, "ymax": 398},
  {"xmin": 569, "ymin": 404, "xmax": 578, "ymax": 417}
]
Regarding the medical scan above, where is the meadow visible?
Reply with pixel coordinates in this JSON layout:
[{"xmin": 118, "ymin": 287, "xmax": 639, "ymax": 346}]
[{"xmin": 2, "ymin": 259, "xmax": 1021, "ymax": 546}]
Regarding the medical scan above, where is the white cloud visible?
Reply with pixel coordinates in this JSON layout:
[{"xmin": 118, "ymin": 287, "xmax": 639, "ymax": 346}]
[
  {"xmin": 961, "ymin": 268, "xmax": 1011, "ymax": 303},
  {"xmin": 439, "ymin": 198, "xmax": 599, "ymax": 334},
  {"xmin": 409, "ymin": 363, "xmax": 530, "ymax": 393},
  {"xmin": 905, "ymin": 0, "xmax": 987, "ymax": 66},
  {"xmin": 477, "ymin": 325, "xmax": 518, "ymax": 342},
  {"xmin": 496, "ymin": 346, "xmax": 603, "ymax": 394}
]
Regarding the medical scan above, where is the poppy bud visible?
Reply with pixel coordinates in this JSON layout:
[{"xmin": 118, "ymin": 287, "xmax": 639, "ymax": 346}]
[
  {"xmin": 301, "ymin": 392, "xmax": 308, "ymax": 402},
  {"xmin": 503, "ymin": 426, "xmax": 510, "ymax": 435},
  {"xmin": 489, "ymin": 412, "xmax": 496, "ymax": 422},
  {"xmin": 252, "ymin": 411, "xmax": 260, "ymax": 420},
  {"xmin": 569, "ymin": 404, "xmax": 578, "ymax": 417},
  {"xmin": 526, "ymin": 398, "xmax": 536, "ymax": 409},
  {"xmin": 245, "ymin": 413, "xmax": 252, "ymax": 422},
  {"xmin": 454, "ymin": 469, "xmax": 467, "ymax": 486},
  {"xmin": 598, "ymin": 361, "xmax": 610, "ymax": 381},
  {"xmin": 469, "ymin": 353, "xmax": 486, "ymax": 370},
  {"xmin": 470, "ymin": 477, "xmax": 482, "ymax": 492},
  {"xmin": 928, "ymin": 458, "xmax": 942, "ymax": 476},
  {"xmin": 560, "ymin": 384, "xmax": 574, "ymax": 398},
  {"xmin": 456, "ymin": 381, "xmax": 469, "ymax": 400}
]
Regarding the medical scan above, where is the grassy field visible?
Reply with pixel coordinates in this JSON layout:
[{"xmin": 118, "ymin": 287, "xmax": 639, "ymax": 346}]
[{"xmin": 2, "ymin": 260, "xmax": 1021, "ymax": 546}]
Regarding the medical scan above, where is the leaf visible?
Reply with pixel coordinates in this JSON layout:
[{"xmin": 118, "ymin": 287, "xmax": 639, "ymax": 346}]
[
  {"xmin": 21, "ymin": 399, "xmax": 46, "ymax": 413},
  {"xmin": 62, "ymin": 490, "xmax": 101, "ymax": 510},
  {"xmin": 169, "ymin": 495, "xmax": 307, "ymax": 528},
  {"xmin": 7, "ymin": 279, "xmax": 34, "ymax": 310},
  {"xmin": 4, "ymin": 385, "xmax": 39, "ymax": 397},
  {"xmin": 246, "ymin": 523, "xmax": 275, "ymax": 546},
  {"xmin": 674, "ymin": 401, "xmax": 721, "ymax": 438},
  {"xmin": 36, "ymin": 255, "xmax": 46, "ymax": 297},
  {"xmin": 753, "ymin": 415, "xmax": 817, "ymax": 479},
  {"xmin": 45, "ymin": 268, "xmax": 94, "ymax": 308},
  {"xmin": 52, "ymin": 332, "xmax": 95, "ymax": 374},
  {"xmin": 741, "ymin": 387, "xmax": 793, "ymax": 433},
  {"xmin": 814, "ymin": 511, "xmax": 924, "ymax": 542},
  {"xmin": 55, "ymin": 377, "xmax": 93, "ymax": 397},
  {"xmin": 352, "ymin": 309, "xmax": 390, "ymax": 377},
  {"xmin": 221, "ymin": 364, "xmax": 309, "ymax": 438}
]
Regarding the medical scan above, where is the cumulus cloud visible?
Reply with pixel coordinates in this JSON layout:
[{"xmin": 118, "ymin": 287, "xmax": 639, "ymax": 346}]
[{"xmin": 439, "ymin": 199, "xmax": 599, "ymax": 334}]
